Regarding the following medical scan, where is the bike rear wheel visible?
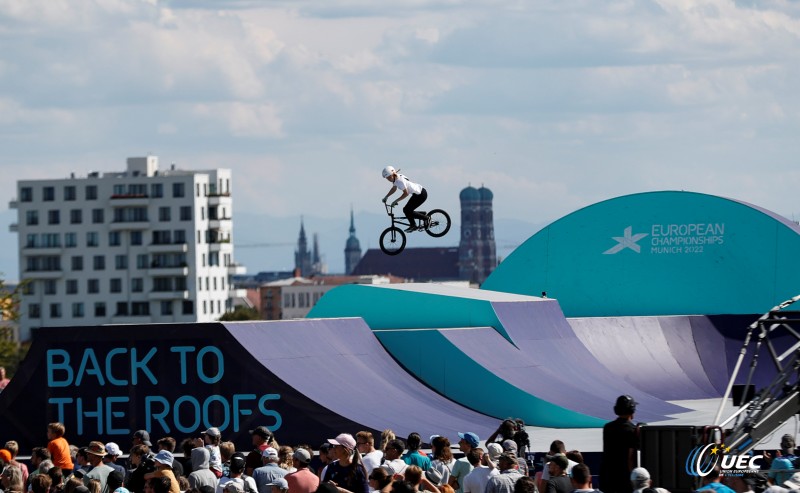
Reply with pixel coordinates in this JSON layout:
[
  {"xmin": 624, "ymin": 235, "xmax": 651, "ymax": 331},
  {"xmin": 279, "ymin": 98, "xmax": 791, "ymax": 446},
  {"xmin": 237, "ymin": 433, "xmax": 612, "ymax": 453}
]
[
  {"xmin": 380, "ymin": 226, "xmax": 407, "ymax": 255},
  {"xmin": 425, "ymin": 209, "xmax": 451, "ymax": 238}
]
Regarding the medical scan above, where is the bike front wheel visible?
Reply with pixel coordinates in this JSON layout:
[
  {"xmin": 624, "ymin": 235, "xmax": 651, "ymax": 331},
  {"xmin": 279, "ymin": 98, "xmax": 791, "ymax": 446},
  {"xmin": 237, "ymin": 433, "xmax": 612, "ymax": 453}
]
[
  {"xmin": 380, "ymin": 226, "xmax": 407, "ymax": 255},
  {"xmin": 425, "ymin": 209, "xmax": 451, "ymax": 238}
]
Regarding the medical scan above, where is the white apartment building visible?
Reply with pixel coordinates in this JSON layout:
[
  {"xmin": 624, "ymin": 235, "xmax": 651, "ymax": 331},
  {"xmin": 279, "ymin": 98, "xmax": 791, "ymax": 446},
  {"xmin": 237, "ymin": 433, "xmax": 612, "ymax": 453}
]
[{"xmin": 9, "ymin": 156, "xmax": 246, "ymax": 341}]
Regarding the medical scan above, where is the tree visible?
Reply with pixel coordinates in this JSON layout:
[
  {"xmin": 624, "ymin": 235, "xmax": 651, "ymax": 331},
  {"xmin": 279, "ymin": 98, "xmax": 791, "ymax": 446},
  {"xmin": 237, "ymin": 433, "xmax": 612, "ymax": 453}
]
[
  {"xmin": 0, "ymin": 278, "xmax": 28, "ymax": 377},
  {"xmin": 218, "ymin": 305, "xmax": 261, "ymax": 321}
]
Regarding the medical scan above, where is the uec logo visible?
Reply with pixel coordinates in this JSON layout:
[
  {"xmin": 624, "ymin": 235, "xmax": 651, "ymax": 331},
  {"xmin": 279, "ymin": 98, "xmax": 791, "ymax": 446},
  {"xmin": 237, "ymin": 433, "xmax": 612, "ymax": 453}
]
[{"xmin": 685, "ymin": 444, "xmax": 763, "ymax": 477}]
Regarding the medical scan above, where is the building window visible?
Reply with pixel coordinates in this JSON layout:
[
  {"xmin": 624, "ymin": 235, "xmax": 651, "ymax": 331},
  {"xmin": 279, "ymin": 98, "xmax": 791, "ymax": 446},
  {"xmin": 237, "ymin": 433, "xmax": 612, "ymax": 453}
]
[
  {"xmin": 113, "ymin": 184, "xmax": 125, "ymax": 195},
  {"xmin": 153, "ymin": 230, "xmax": 172, "ymax": 245},
  {"xmin": 132, "ymin": 302, "xmax": 149, "ymax": 316},
  {"xmin": 43, "ymin": 186, "xmax": 55, "ymax": 201},
  {"xmin": 44, "ymin": 280, "xmax": 57, "ymax": 295},
  {"xmin": 151, "ymin": 183, "xmax": 163, "ymax": 198},
  {"xmin": 110, "ymin": 278, "xmax": 122, "ymax": 293},
  {"xmin": 94, "ymin": 302, "xmax": 106, "ymax": 317},
  {"xmin": 87, "ymin": 232, "xmax": 99, "ymax": 247},
  {"xmin": 116, "ymin": 302, "xmax": 128, "ymax": 316},
  {"xmin": 86, "ymin": 185, "xmax": 98, "ymax": 200},
  {"xmin": 42, "ymin": 233, "xmax": 60, "ymax": 247},
  {"xmin": 50, "ymin": 303, "xmax": 62, "ymax": 318},
  {"xmin": 25, "ymin": 210, "xmax": 38, "ymax": 226},
  {"xmin": 131, "ymin": 278, "xmax": 143, "ymax": 292},
  {"xmin": 174, "ymin": 230, "xmax": 186, "ymax": 244},
  {"xmin": 21, "ymin": 281, "xmax": 34, "ymax": 295},
  {"xmin": 180, "ymin": 206, "xmax": 192, "ymax": 221},
  {"xmin": 70, "ymin": 209, "xmax": 82, "ymax": 224},
  {"xmin": 93, "ymin": 255, "xmax": 105, "ymax": 271},
  {"xmin": 20, "ymin": 187, "xmax": 33, "ymax": 202},
  {"xmin": 48, "ymin": 210, "xmax": 60, "ymax": 225},
  {"xmin": 115, "ymin": 255, "xmax": 128, "ymax": 270},
  {"xmin": 92, "ymin": 209, "xmax": 104, "ymax": 224},
  {"xmin": 65, "ymin": 233, "xmax": 77, "ymax": 248},
  {"xmin": 64, "ymin": 186, "xmax": 76, "ymax": 201},
  {"xmin": 66, "ymin": 279, "xmax": 78, "ymax": 294},
  {"xmin": 129, "ymin": 184, "xmax": 147, "ymax": 196},
  {"xmin": 136, "ymin": 254, "xmax": 148, "ymax": 269},
  {"xmin": 161, "ymin": 301, "xmax": 173, "ymax": 315},
  {"xmin": 182, "ymin": 300, "xmax": 194, "ymax": 315},
  {"xmin": 29, "ymin": 303, "xmax": 41, "ymax": 318},
  {"xmin": 72, "ymin": 302, "xmax": 84, "ymax": 318},
  {"xmin": 109, "ymin": 231, "xmax": 121, "ymax": 246},
  {"xmin": 202, "ymin": 300, "xmax": 207, "ymax": 314},
  {"xmin": 71, "ymin": 256, "xmax": 83, "ymax": 271},
  {"xmin": 87, "ymin": 279, "xmax": 99, "ymax": 294},
  {"xmin": 131, "ymin": 231, "xmax": 143, "ymax": 245},
  {"xmin": 172, "ymin": 182, "xmax": 185, "ymax": 198},
  {"xmin": 159, "ymin": 207, "xmax": 171, "ymax": 222}
]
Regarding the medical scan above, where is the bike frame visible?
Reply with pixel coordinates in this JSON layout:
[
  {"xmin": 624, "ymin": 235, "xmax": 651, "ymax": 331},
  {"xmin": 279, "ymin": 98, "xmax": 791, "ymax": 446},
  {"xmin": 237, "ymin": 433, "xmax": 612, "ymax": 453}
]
[{"xmin": 385, "ymin": 203, "xmax": 423, "ymax": 229}]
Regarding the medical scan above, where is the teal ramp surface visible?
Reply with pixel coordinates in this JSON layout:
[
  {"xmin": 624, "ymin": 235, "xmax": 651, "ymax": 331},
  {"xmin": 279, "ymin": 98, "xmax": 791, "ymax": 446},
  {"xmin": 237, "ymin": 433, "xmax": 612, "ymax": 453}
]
[
  {"xmin": 309, "ymin": 283, "xmax": 687, "ymax": 426},
  {"xmin": 481, "ymin": 191, "xmax": 800, "ymax": 317}
]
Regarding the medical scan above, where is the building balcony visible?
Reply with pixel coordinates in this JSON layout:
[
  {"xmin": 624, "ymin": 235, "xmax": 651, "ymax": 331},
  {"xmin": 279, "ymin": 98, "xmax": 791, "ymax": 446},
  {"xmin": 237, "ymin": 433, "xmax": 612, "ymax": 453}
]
[
  {"xmin": 208, "ymin": 194, "xmax": 232, "ymax": 206},
  {"xmin": 208, "ymin": 217, "xmax": 232, "ymax": 229},
  {"xmin": 147, "ymin": 242, "xmax": 189, "ymax": 253},
  {"xmin": 22, "ymin": 246, "xmax": 63, "ymax": 256},
  {"xmin": 24, "ymin": 270, "xmax": 63, "ymax": 279},
  {"xmin": 227, "ymin": 263, "xmax": 246, "ymax": 275},
  {"xmin": 209, "ymin": 242, "xmax": 233, "ymax": 253},
  {"xmin": 228, "ymin": 288, "xmax": 247, "ymax": 298},
  {"xmin": 109, "ymin": 195, "xmax": 150, "ymax": 206},
  {"xmin": 109, "ymin": 221, "xmax": 150, "ymax": 231},
  {"xmin": 148, "ymin": 290, "xmax": 190, "ymax": 300},
  {"xmin": 147, "ymin": 266, "xmax": 189, "ymax": 277},
  {"xmin": 9, "ymin": 199, "xmax": 18, "ymax": 209},
  {"xmin": 111, "ymin": 315, "xmax": 153, "ymax": 324},
  {"xmin": 9, "ymin": 223, "xmax": 18, "ymax": 233}
]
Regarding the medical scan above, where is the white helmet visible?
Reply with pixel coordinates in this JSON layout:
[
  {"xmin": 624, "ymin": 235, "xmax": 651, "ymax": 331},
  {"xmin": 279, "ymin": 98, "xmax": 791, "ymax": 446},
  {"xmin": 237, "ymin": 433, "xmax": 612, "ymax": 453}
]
[{"xmin": 382, "ymin": 165, "xmax": 396, "ymax": 178}]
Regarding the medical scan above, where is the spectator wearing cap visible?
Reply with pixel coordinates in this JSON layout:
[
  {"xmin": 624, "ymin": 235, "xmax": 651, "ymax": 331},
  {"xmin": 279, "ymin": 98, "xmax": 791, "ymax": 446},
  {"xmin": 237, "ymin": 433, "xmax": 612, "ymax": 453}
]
[
  {"xmin": 322, "ymin": 434, "xmax": 368, "ymax": 493},
  {"xmin": 600, "ymin": 395, "xmax": 639, "ymax": 493},
  {"xmin": 47, "ymin": 423, "xmax": 75, "ymax": 477},
  {"xmin": 194, "ymin": 428, "xmax": 223, "ymax": 479},
  {"xmin": 133, "ymin": 431, "xmax": 153, "ymax": 449},
  {"xmin": 155, "ymin": 438, "xmax": 183, "ymax": 479},
  {"xmin": 188, "ymin": 446, "xmax": 218, "ymax": 491},
  {"xmin": 629, "ymin": 467, "xmax": 650, "ymax": 493},
  {"xmin": 485, "ymin": 453, "xmax": 523, "ymax": 493},
  {"xmin": 450, "ymin": 432, "xmax": 479, "ymax": 493},
  {"xmin": 401, "ymin": 434, "xmax": 431, "ymax": 472},
  {"xmin": 248, "ymin": 428, "xmax": 274, "ymax": 476},
  {"xmin": 145, "ymin": 451, "xmax": 179, "ymax": 493},
  {"xmin": 254, "ymin": 447, "xmax": 288, "ymax": 493},
  {"xmin": 286, "ymin": 449, "xmax": 319, "ymax": 493},
  {"xmin": 103, "ymin": 444, "xmax": 127, "ymax": 481},
  {"xmin": 462, "ymin": 449, "xmax": 497, "ymax": 493},
  {"xmin": 381, "ymin": 440, "xmax": 407, "ymax": 478},
  {"xmin": 355, "ymin": 432, "xmax": 382, "ymax": 476},
  {"xmin": 500, "ymin": 440, "xmax": 527, "ymax": 478},
  {"xmin": 267, "ymin": 478, "xmax": 288, "ymax": 493},
  {"xmin": 5, "ymin": 441, "xmax": 29, "ymax": 485},
  {"xmin": 544, "ymin": 455, "xmax": 571, "ymax": 493},
  {"xmin": 84, "ymin": 442, "xmax": 115, "ymax": 493},
  {"xmin": 769, "ymin": 434, "xmax": 798, "ymax": 486},
  {"xmin": 539, "ymin": 441, "xmax": 577, "ymax": 492},
  {"xmin": 217, "ymin": 453, "xmax": 257, "ymax": 493}
]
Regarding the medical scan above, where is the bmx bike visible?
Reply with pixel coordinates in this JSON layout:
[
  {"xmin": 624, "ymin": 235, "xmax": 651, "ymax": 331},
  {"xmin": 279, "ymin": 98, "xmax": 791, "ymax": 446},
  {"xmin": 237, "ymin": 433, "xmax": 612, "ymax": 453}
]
[{"xmin": 379, "ymin": 203, "xmax": 451, "ymax": 255}]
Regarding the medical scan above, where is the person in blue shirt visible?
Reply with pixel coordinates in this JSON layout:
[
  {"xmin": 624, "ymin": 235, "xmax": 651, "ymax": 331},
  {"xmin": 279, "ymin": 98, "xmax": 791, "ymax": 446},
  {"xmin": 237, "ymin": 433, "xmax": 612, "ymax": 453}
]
[{"xmin": 401, "ymin": 433, "xmax": 431, "ymax": 471}]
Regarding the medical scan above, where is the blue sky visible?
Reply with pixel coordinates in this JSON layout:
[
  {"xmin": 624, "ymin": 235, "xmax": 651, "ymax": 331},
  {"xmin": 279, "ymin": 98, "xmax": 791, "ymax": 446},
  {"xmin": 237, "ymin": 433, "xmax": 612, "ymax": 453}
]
[{"xmin": 2, "ymin": 0, "xmax": 799, "ymax": 277}]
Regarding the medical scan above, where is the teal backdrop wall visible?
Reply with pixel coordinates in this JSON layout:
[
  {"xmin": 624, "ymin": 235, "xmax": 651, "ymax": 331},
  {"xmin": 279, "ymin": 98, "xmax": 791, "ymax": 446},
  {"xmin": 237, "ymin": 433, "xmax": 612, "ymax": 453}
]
[{"xmin": 481, "ymin": 191, "xmax": 800, "ymax": 317}]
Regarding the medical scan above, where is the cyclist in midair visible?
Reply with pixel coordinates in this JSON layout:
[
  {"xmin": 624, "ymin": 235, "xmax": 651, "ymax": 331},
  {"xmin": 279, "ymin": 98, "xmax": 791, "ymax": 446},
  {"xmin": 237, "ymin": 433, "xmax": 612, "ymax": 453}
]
[{"xmin": 381, "ymin": 165, "xmax": 429, "ymax": 232}]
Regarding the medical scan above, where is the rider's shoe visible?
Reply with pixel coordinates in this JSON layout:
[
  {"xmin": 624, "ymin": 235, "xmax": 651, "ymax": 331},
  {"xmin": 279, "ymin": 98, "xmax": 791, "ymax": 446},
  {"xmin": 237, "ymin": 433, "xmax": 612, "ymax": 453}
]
[
  {"xmin": 424, "ymin": 216, "xmax": 431, "ymax": 229},
  {"xmin": 404, "ymin": 225, "xmax": 416, "ymax": 233}
]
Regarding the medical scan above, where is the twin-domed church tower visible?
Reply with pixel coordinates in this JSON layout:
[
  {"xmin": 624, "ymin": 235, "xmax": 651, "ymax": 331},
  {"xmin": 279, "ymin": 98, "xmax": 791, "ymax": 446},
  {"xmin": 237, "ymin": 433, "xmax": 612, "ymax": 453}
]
[{"xmin": 458, "ymin": 185, "xmax": 496, "ymax": 284}]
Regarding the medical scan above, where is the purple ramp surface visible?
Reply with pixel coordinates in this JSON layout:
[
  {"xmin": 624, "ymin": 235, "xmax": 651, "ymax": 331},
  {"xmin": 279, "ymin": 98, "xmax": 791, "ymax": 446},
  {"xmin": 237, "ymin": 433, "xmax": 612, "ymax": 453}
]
[
  {"xmin": 690, "ymin": 316, "xmax": 731, "ymax": 394},
  {"xmin": 491, "ymin": 300, "xmax": 688, "ymax": 417},
  {"xmin": 569, "ymin": 316, "xmax": 720, "ymax": 400},
  {"xmin": 440, "ymin": 327, "xmax": 672, "ymax": 423},
  {"xmin": 225, "ymin": 318, "xmax": 497, "ymax": 439}
]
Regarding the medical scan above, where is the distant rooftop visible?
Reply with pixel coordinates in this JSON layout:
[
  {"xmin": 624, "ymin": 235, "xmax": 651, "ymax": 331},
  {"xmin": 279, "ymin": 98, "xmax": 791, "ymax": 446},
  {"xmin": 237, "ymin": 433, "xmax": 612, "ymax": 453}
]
[{"xmin": 351, "ymin": 247, "xmax": 460, "ymax": 281}]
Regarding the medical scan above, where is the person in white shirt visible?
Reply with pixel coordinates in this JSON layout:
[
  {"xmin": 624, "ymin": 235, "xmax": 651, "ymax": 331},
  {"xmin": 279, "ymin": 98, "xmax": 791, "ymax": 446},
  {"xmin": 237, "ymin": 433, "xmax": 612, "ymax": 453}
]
[
  {"xmin": 462, "ymin": 449, "xmax": 498, "ymax": 493},
  {"xmin": 356, "ymin": 431, "xmax": 383, "ymax": 476},
  {"xmin": 381, "ymin": 166, "xmax": 429, "ymax": 233}
]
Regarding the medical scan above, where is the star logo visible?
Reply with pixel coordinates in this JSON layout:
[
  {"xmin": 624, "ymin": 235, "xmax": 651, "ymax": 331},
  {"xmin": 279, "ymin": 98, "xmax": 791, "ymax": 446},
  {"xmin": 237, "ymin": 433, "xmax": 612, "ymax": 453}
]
[{"xmin": 603, "ymin": 226, "xmax": 649, "ymax": 254}]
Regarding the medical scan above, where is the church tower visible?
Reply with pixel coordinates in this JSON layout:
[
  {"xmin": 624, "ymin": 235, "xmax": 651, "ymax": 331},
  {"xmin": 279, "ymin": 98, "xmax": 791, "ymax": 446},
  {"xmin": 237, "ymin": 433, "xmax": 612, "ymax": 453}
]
[
  {"xmin": 295, "ymin": 217, "xmax": 313, "ymax": 277},
  {"xmin": 344, "ymin": 208, "xmax": 362, "ymax": 274},
  {"xmin": 458, "ymin": 184, "xmax": 497, "ymax": 284}
]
